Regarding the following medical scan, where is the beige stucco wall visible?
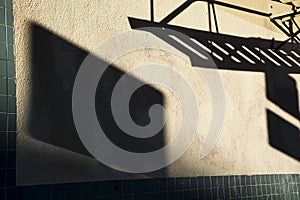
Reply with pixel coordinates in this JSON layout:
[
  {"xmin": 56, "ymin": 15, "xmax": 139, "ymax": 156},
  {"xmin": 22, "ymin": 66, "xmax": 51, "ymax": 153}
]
[{"xmin": 14, "ymin": 0, "xmax": 300, "ymax": 185}]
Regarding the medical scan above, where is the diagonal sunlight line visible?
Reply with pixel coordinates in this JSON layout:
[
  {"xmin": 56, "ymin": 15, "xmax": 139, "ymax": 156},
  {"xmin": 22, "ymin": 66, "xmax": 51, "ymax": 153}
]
[{"xmin": 266, "ymin": 100, "xmax": 300, "ymax": 129}]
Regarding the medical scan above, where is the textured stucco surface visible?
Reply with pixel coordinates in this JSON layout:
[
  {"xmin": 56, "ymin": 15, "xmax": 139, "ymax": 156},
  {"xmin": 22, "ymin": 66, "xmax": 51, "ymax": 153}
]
[{"xmin": 13, "ymin": 0, "xmax": 300, "ymax": 185}]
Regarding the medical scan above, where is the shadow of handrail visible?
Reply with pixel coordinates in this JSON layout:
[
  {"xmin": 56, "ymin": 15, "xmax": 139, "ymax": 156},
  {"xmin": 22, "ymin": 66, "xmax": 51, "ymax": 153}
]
[{"xmin": 129, "ymin": 17, "xmax": 300, "ymax": 160}]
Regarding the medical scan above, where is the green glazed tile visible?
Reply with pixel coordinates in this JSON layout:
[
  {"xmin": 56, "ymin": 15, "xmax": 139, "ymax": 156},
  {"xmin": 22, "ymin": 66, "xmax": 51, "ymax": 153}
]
[
  {"xmin": 0, "ymin": 60, "xmax": 6, "ymax": 77},
  {"xmin": 0, "ymin": 43, "xmax": 6, "ymax": 59},
  {"xmin": 7, "ymin": 96, "xmax": 14, "ymax": 113},
  {"xmin": 0, "ymin": 0, "xmax": 5, "ymax": 7},
  {"xmin": 7, "ymin": 44, "xmax": 13, "ymax": 61},
  {"xmin": 7, "ymin": 132, "xmax": 15, "ymax": 149},
  {"xmin": 7, "ymin": 26, "xmax": 13, "ymax": 43},
  {"xmin": 7, "ymin": 61, "xmax": 13, "ymax": 78},
  {"xmin": 0, "ymin": 95, "xmax": 6, "ymax": 112},
  {"xmin": 0, "ymin": 25, "xmax": 5, "ymax": 42},
  {"xmin": 0, "ymin": 8, "xmax": 4, "ymax": 25},
  {"xmin": 0, "ymin": 114, "xmax": 6, "ymax": 131},
  {"xmin": 6, "ymin": 9, "xmax": 12, "ymax": 26},
  {"xmin": 6, "ymin": 0, "xmax": 12, "ymax": 9},
  {"xmin": 7, "ymin": 79, "xmax": 14, "ymax": 96},
  {"xmin": 0, "ymin": 132, "xmax": 6, "ymax": 150},
  {"xmin": 7, "ymin": 114, "xmax": 15, "ymax": 131},
  {"xmin": 0, "ymin": 78, "xmax": 6, "ymax": 94}
]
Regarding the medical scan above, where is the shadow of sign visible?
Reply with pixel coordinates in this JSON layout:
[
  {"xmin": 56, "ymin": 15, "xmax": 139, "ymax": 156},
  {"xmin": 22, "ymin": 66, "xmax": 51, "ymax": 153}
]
[
  {"xmin": 29, "ymin": 24, "xmax": 165, "ymax": 156},
  {"xmin": 17, "ymin": 24, "xmax": 168, "ymax": 185}
]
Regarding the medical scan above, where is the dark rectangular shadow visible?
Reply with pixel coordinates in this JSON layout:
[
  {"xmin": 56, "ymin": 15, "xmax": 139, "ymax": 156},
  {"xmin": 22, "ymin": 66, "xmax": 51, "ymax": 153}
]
[
  {"xmin": 17, "ymin": 23, "xmax": 168, "ymax": 185},
  {"xmin": 266, "ymin": 72, "xmax": 299, "ymax": 119},
  {"xmin": 267, "ymin": 110, "xmax": 300, "ymax": 160},
  {"xmin": 30, "ymin": 24, "xmax": 166, "ymax": 156}
]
